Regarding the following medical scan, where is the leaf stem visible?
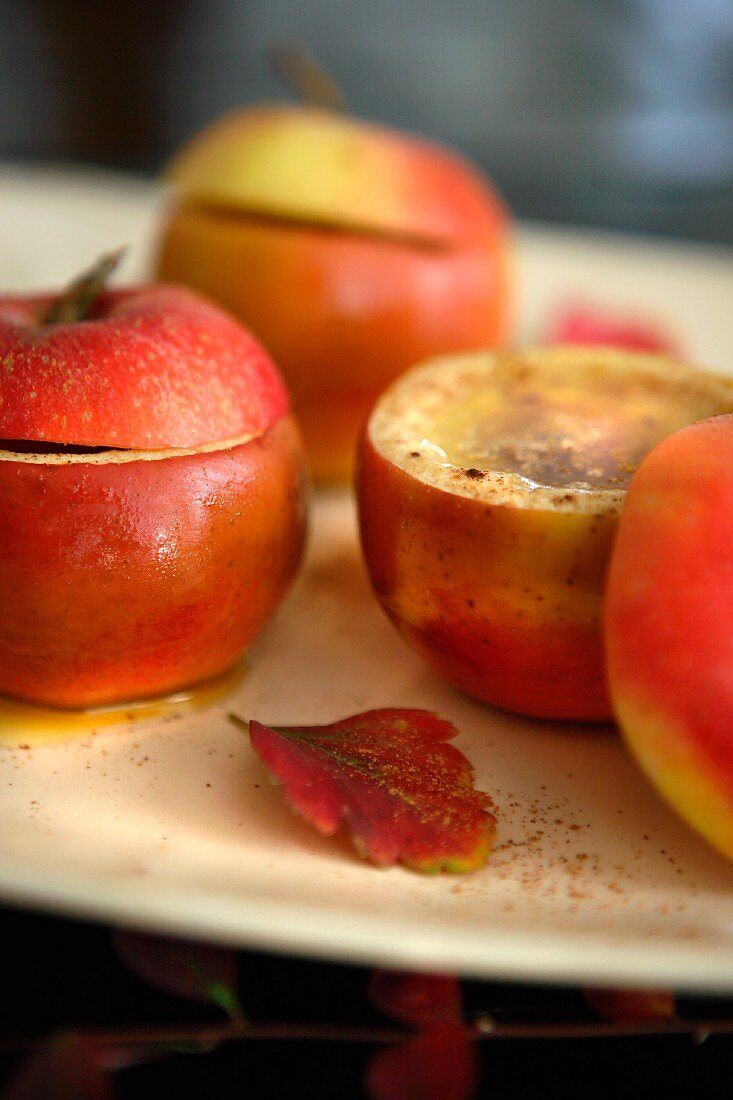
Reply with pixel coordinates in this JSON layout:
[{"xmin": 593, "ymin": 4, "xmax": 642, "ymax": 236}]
[{"xmin": 0, "ymin": 1014, "xmax": 729, "ymax": 1058}]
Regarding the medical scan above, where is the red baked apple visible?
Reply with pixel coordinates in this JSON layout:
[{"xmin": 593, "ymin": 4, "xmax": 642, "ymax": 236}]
[
  {"xmin": 0, "ymin": 270, "xmax": 307, "ymax": 709},
  {"xmin": 155, "ymin": 104, "xmax": 512, "ymax": 482},
  {"xmin": 357, "ymin": 347, "xmax": 733, "ymax": 721},
  {"xmin": 605, "ymin": 415, "xmax": 733, "ymax": 858}
]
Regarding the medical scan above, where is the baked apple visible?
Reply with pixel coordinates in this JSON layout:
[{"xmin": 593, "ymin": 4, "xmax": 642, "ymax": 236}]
[
  {"xmin": 0, "ymin": 275, "xmax": 306, "ymax": 709},
  {"xmin": 155, "ymin": 104, "xmax": 512, "ymax": 482},
  {"xmin": 605, "ymin": 415, "xmax": 733, "ymax": 858},
  {"xmin": 357, "ymin": 346, "xmax": 733, "ymax": 721}
]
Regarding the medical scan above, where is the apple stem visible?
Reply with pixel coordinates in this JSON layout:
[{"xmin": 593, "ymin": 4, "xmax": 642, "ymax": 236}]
[
  {"xmin": 43, "ymin": 247, "xmax": 127, "ymax": 325},
  {"xmin": 271, "ymin": 42, "xmax": 346, "ymax": 112}
]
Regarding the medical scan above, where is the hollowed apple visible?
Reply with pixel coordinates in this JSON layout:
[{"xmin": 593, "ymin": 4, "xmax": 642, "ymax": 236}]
[
  {"xmin": 605, "ymin": 415, "xmax": 733, "ymax": 858},
  {"xmin": 357, "ymin": 347, "xmax": 733, "ymax": 720},
  {"xmin": 155, "ymin": 105, "xmax": 512, "ymax": 483},
  {"xmin": 0, "ymin": 282, "xmax": 307, "ymax": 708}
]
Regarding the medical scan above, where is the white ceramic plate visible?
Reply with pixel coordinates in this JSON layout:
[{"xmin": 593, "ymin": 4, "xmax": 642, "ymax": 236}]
[{"xmin": 2, "ymin": 166, "xmax": 733, "ymax": 992}]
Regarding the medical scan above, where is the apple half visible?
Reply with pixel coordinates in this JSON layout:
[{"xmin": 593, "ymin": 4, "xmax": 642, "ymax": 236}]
[
  {"xmin": 155, "ymin": 104, "xmax": 512, "ymax": 482},
  {"xmin": 357, "ymin": 347, "xmax": 733, "ymax": 721},
  {"xmin": 0, "ymin": 284, "xmax": 307, "ymax": 708}
]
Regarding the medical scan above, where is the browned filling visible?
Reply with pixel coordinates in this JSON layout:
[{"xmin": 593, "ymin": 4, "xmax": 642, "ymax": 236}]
[{"xmin": 426, "ymin": 358, "xmax": 733, "ymax": 491}]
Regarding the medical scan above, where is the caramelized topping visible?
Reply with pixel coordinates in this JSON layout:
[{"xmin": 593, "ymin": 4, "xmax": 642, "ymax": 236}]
[
  {"xmin": 368, "ymin": 348, "xmax": 733, "ymax": 512},
  {"xmin": 425, "ymin": 357, "xmax": 731, "ymax": 491}
]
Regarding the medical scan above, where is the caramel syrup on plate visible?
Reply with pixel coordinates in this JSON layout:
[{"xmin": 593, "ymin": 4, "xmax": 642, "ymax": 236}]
[{"xmin": 0, "ymin": 664, "xmax": 244, "ymax": 748}]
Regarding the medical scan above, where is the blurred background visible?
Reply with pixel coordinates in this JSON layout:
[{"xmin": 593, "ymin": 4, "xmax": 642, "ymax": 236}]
[{"xmin": 1, "ymin": 0, "xmax": 732, "ymax": 244}]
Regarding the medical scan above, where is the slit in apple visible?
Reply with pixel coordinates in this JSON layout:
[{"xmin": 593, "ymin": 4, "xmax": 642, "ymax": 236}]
[
  {"xmin": 0, "ymin": 430, "xmax": 262, "ymax": 466},
  {"xmin": 0, "ymin": 439, "xmax": 122, "ymax": 455},
  {"xmin": 176, "ymin": 199, "xmax": 452, "ymax": 253}
]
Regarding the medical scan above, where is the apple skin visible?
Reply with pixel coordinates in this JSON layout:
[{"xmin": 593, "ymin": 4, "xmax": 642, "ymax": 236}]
[
  {"xmin": 605, "ymin": 415, "xmax": 733, "ymax": 858},
  {"xmin": 357, "ymin": 434, "xmax": 615, "ymax": 721},
  {"xmin": 156, "ymin": 106, "xmax": 512, "ymax": 483},
  {"xmin": 0, "ymin": 283, "xmax": 307, "ymax": 709},
  {"xmin": 0, "ymin": 417, "xmax": 306, "ymax": 708}
]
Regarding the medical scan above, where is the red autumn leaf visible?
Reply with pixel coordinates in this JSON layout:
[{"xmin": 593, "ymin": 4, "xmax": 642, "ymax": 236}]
[
  {"xmin": 2, "ymin": 1035, "xmax": 115, "ymax": 1100},
  {"xmin": 547, "ymin": 305, "xmax": 679, "ymax": 355},
  {"xmin": 365, "ymin": 1022, "xmax": 478, "ymax": 1100},
  {"xmin": 368, "ymin": 970, "xmax": 463, "ymax": 1028},
  {"xmin": 240, "ymin": 709, "xmax": 496, "ymax": 873},
  {"xmin": 112, "ymin": 929, "xmax": 241, "ymax": 1018},
  {"xmin": 583, "ymin": 986, "xmax": 676, "ymax": 1022}
]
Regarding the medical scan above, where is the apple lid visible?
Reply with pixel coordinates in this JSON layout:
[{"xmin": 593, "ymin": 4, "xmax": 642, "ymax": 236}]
[
  {"xmin": 0, "ymin": 285, "xmax": 290, "ymax": 449},
  {"xmin": 166, "ymin": 105, "xmax": 506, "ymax": 245}
]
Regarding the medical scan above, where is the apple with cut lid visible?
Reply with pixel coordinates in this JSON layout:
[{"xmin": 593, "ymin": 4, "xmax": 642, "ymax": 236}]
[
  {"xmin": 0, "ymin": 269, "xmax": 307, "ymax": 708},
  {"xmin": 155, "ymin": 104, "xmax": 512, "ymax": 482},
  {"xmin": 357, "ymin": 347, "xmax": 733, "ymax": 721},
  {"xmin": 605, "ymin": 415, "xmax": 733, "ymax": 858}
]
